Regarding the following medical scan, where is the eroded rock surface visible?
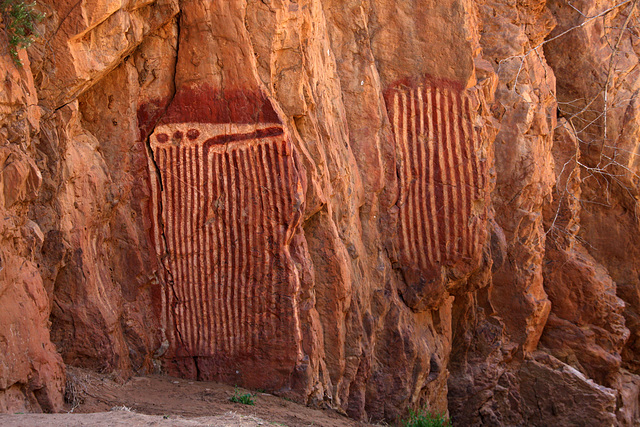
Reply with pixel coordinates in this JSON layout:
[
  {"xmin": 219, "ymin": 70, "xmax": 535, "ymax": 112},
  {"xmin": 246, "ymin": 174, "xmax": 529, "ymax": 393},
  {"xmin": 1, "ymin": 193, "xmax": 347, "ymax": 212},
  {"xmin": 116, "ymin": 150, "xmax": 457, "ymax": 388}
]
[{"xmin": 2, "ymin": 0, "xmax": 640, "ymax": 424}]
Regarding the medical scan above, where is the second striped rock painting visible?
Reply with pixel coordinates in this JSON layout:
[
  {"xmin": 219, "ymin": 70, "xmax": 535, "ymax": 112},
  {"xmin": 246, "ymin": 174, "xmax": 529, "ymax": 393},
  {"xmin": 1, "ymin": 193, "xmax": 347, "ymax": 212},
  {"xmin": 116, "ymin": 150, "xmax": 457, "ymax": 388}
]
[{"xmin": 386, "ymin": 77, "xmax": 487, "ymax": 279}]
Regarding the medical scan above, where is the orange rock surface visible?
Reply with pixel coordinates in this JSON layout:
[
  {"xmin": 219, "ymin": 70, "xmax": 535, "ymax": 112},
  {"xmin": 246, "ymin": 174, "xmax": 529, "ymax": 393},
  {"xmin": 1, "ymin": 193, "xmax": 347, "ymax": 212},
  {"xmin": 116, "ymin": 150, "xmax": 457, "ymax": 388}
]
[{"xmin": 1, "ymin": 0, "xmax": 640, "ymax": 424}]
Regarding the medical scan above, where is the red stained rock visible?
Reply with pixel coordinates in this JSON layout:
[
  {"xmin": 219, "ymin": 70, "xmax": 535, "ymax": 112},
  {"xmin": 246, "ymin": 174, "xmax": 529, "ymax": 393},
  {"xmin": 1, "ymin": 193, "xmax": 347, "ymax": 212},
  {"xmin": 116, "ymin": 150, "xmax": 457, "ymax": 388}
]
[{"xmin": 159, "ymin": 86, "xmax": 281, "ymax": 126}]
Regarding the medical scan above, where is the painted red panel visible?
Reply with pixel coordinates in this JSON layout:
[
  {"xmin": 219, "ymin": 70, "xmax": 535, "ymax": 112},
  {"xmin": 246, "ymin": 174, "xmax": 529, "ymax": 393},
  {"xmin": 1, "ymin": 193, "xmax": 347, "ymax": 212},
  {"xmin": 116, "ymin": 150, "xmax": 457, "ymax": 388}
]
[
  {"xmin": 146, "ymin": 122, "xmax": 304, "ymax": 385},
  {"xmin": 160, "ymin": 85, "xmax": 281, "ymax": 125},
  {"xmin": 385, "ymin": 77, "xmax": 487, "ymax": 273}
]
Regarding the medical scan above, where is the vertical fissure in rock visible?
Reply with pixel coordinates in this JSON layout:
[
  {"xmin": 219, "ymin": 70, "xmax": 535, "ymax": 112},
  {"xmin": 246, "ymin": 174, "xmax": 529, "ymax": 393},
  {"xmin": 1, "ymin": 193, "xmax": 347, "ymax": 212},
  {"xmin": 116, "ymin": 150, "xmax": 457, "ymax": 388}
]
[
  {"xmin": 143, "ymin": 11, "xmax": 186, "ymax": 352},
  {"xmin": 144, "ymin": 136, "xmax": 187, "ymax": 351}
]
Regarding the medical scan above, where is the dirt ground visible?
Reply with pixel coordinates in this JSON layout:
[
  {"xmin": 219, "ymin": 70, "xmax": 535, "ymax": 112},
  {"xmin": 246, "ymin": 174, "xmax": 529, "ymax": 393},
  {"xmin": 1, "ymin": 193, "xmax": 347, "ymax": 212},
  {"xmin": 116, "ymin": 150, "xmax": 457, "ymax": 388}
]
[{"xmin": 0, "ymin": 368, "xmax": 378, "ymax": 426}]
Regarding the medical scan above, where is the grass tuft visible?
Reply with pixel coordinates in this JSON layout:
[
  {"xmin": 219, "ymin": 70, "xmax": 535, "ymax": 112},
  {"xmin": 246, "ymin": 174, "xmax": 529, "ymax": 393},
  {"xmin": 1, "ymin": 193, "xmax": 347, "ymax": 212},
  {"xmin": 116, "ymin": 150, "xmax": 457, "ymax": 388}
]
[
  {"xmin": 402, "ymin": 408, "xmax": 452, "ymax": 427},
  {"xmin": 229, "ymin": 386, "xmax": 255, "ymax": 406}
]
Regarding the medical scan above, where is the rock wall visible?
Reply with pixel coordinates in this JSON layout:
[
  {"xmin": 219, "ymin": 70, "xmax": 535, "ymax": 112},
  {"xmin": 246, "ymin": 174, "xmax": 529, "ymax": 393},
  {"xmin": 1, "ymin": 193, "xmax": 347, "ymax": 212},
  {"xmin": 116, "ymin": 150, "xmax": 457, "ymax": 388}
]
[{"xmin": 1, "ymin": 0, "xmax": 640, "ymax": 424}]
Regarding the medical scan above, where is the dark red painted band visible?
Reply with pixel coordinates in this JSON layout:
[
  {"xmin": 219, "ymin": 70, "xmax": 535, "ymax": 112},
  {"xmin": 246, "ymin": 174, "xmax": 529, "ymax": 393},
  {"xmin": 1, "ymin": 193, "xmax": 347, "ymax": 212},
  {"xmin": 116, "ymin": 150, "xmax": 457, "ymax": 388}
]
[{"xmin": 203, "ymin": 127, "xmax": 284, "ymax": 149}]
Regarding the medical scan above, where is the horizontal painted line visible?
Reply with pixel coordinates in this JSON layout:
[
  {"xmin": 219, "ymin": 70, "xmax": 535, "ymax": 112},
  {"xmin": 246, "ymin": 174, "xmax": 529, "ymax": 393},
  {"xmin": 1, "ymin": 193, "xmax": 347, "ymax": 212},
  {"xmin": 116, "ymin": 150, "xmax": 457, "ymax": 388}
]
[{"xmin": 203, "ymin": 127, "xmax": 284, "ymax": 148}]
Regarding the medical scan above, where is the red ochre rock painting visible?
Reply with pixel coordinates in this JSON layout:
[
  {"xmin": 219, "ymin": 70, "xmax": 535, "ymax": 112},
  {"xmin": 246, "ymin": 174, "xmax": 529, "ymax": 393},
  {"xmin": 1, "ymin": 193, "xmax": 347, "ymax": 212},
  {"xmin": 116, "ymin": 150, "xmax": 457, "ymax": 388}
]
[
  {"xmin": 137, "ymin": 86, "xmax": 281, "ymax": 141},
  {"xmin": 164, "ymin": 85, "xmax": 281, "ymax": 126},
  {"xmin": 385, "ymin": 77, "xmax": 487, "ymax": 281},
  {"xmin": 147, "ymin": 121, "xmax": 305, "ymax": 384}
]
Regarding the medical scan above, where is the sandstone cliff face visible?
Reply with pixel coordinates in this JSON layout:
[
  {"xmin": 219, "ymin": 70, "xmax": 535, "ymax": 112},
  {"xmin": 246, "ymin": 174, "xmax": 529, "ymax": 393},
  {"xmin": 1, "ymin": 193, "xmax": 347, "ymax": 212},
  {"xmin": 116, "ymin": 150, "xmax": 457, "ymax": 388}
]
[
  {"xmin": 1, "ymin": 0, "xmax": 640, "ymax": 424},
  {"xmin": 0, "ymin": 36, "xmax": 64, "ymax": 412}
]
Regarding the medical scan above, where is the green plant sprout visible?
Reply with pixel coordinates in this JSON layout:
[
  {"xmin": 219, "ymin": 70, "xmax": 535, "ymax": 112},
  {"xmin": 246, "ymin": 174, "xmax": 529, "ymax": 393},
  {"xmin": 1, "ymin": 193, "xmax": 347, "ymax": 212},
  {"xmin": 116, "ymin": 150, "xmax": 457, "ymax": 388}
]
[
  {"xmin": 229, "ymin": 386, "xmax": 255, "ymax": 406},
  {"xmin": 402, "ymin": 408, "xmax": 452, "ymax": 427}
]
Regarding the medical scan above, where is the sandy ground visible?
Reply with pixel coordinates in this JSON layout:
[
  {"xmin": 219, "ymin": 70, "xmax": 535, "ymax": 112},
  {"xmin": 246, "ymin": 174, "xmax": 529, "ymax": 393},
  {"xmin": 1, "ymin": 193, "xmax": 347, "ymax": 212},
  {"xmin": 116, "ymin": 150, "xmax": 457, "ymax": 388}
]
[
  {"xmin": 0, "ymin": 368, "xmax": 376, "ymax": 426},
  {"xmin": 0, "ymin": 411, "xmax": 274, "ymax": 426}
]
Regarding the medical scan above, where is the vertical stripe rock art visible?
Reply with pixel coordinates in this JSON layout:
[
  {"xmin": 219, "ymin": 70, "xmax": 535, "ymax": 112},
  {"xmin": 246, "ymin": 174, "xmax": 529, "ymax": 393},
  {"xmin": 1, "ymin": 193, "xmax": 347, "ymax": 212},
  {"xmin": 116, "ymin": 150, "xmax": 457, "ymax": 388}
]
[
  {"xmin": 148, "ymin": 122, "xmax": 304, "ymax": 362},
  {"xmin": 386, "ymin": 78, "xmax": 487, "ymax": 275}
]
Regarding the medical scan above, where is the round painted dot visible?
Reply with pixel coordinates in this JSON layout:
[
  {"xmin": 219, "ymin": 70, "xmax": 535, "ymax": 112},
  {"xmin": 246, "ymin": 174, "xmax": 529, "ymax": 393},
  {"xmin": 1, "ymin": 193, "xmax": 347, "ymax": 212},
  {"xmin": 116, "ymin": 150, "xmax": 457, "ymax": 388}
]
[
  {"xmin": 156, "ymin": 133, "xmax": 169, "ymax": 143},
  {"xmin": 173, "ymin": 130, "xmax": 184, "ymax": 140},
  {"xmin": 187, "ymin": 128, "xmax": 200, "ymax": 140}
]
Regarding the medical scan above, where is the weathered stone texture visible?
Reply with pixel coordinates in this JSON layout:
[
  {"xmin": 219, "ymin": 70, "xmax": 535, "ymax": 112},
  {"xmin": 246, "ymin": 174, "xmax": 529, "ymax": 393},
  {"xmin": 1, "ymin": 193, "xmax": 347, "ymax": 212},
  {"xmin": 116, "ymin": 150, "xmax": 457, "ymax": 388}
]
[
  {"xmin": 0, "ymin": 36, "xmax": 64, "ymax": 413},
  {"xmin": 2, "ymin": 0, "xmax": 640, "ymax": 424}
]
